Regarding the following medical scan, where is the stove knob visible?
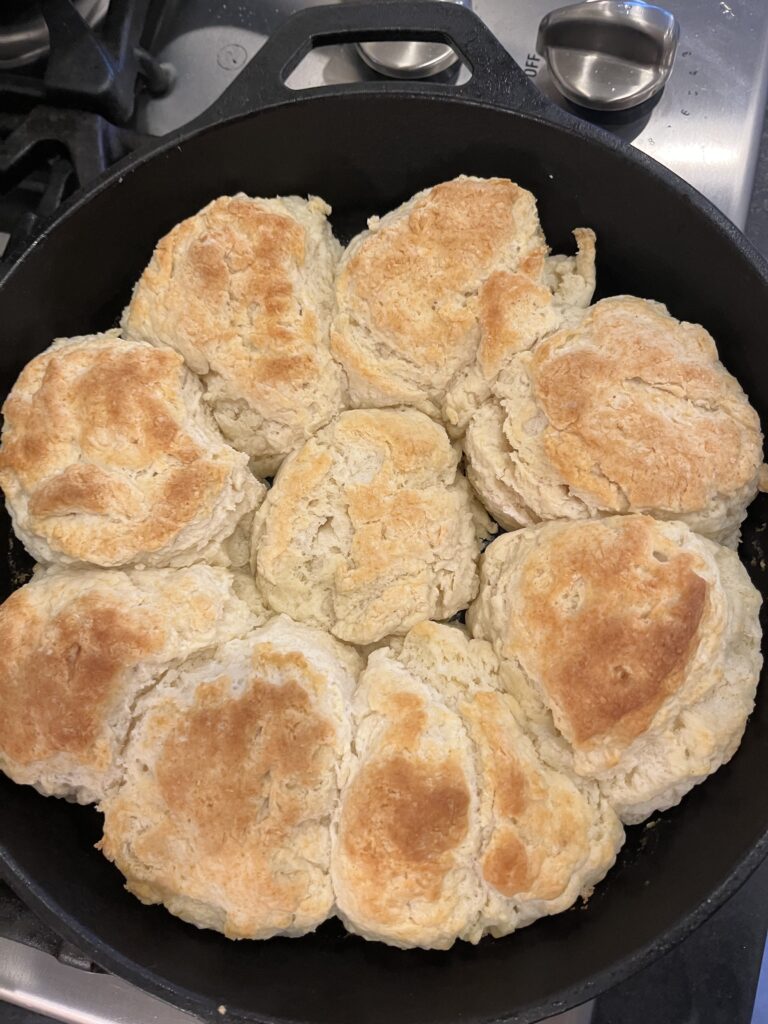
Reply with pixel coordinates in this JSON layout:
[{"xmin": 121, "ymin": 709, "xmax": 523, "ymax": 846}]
[
  {"xmin": 537, "ymin": 1, "xmax": 679, "ymax": 111},
  {"xmin": 355, "ymin": 0, "xmax": 471, "ymax": 80}
]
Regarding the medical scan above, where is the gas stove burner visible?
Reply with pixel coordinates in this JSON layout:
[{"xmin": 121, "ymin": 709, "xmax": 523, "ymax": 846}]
[
  {"xmin": 0, "ymin": 0, "xmax": 110, "ymax": 69},
  {"xmin": 0, "ymin": 0, "xmax": 168, "ymax": 260}
]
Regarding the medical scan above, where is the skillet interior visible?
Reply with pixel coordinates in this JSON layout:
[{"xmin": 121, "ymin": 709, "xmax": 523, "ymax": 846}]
[{"xmin": 0, "ymin": 92, "xmax": 767, "ymax": 1024}]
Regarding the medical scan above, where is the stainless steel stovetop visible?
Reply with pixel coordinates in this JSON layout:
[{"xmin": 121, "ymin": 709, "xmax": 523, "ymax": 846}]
[
  {"xmin": 138, "ymin": 0, "xmax": 768, "ymax": 228},
  {"xmin": 2, "ymin": 2, "xmax": 768, "ymax": 1023}
]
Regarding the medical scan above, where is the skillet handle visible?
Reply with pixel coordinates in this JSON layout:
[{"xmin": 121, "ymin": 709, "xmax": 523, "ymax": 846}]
[{"xmin": 190, "ymin": 0, "xmax": 558, "ymax": 128}]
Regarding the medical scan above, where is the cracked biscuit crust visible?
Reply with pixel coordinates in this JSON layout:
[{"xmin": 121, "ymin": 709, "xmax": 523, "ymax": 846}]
[
  {"xmin": 0, "ymin": 565, "xmax": 262, "ymax": 805},
  {"xmin": 100, "ymin": 616, "xmax": 361, "ymax": 940},
  {"xmin": 464, "ymin": 296, "xmax": 764, "ymax": 545},
  {"xmin": 468, "ymin": 516, "xmax": 763, "ymax": 823},
  {"xmin": 332, "ymin": 622, "xmax": 622, "ymax": 949},
  {"xmin": 251, "ymin": 409, "xmax": 493, "ymax": 646},
  {"xmin": 0, "ymin": 332, "xmax": 264, "ymax": 568},
  {"xmin": 122, "ymin": 194, "xmax": 345, "ymax": 476},
  {"xmin": 331, "ymin": 176, "xmax": 595, "ymax": 436}
]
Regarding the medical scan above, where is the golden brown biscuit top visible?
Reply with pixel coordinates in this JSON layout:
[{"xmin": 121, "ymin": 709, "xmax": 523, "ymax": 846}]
[
  {"xmin": 3, "ymin": 341, "xmax": 199, "ymax": 481},
  {"xmin": 513, "ymin": 517, "xmax": 708, "ymax": 750},
  {"xmin": 101, "ymin": 642, "xmax": 342, "ymax": 936},
  {"xmin": 469, "ymin": 691, "xmax": 589, "ymax": 902},
  {"xmin": 124, "ymin": 195, "xmax": 325, "ymax": 398},
  {"xmin": 529, "ymin": 296, "xmax": 762, "ymax": 513},
  {"xmin": 335, "ymin": 178, "xmax": 545, "ymax": 382},
  {"xmin": 338, "ymin": 685, "xmax": 471, "ymax": 918},
  {"xmin": 340, "ymin": 407, "xmax": 456, "ymax": 479},
  {"xmin": 476, "ymin": 259, "xmax": 560, "ymax": 381},
  {"xmin": 341, "ymin": 754, "xmax": 470, "ymax": 898},
  {"xmin": 0, "ymin": 584, "xmax": 164, "ymax": 770},
  {"xmin": 0, "ymin": 336, "xmax": 240, "ymax": 564},
  {"xmin": 471, "ymin": 693, "xmax": 542, "ymax": 896},
  {"xmin": 152, "ymin": 648, "xmax": 335, "ymax": 856}
]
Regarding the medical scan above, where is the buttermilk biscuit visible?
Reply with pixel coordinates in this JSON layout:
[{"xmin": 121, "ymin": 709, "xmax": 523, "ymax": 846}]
[
  {"xmin": 100, "ymin": 615, "xmax": 360, "ymax": 940},
  {"xmin": 332, "ymin": 622, "xmax": 622, "ymax": 949},
  {"xmin": 468, "ymin": 516, "xmax": 763, "ymax": 823},
  {"xmin": 0, "ymin": 564, "xmax": 262, "ymax": 805},
  {"xmin": 251, "ymin": 409, "xmax": 493, "ymax": 646},
  {"xmin": 122, "ymin": 194, "xmax": 345, "ymax": 476},
  {"xmin": 331, "ymin": 176, "xmax": 595, "ymax": 436},
  {"xmin": 465, "ymin": 296, "xmax": 763, "ymax": 544},
  {"xmin": 331, "ymin": 627, "xmax": 482, "ymax": 949},
  {"xmin": 0, "ymin": 332, "xmax": 263, "ymax": 568}
]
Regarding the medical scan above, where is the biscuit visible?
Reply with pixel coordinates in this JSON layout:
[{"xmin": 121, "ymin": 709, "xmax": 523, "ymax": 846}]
[
  {"xmin": 468, "ymin": 516, "xmax": 763, "ymax": 823},
  {"xmin": 331, "ymin": 176, "xmax": 595, "ymax": 435},
  {"xmin": 464, "ymin": 297, "xmax": 764, "ymax": 544},
  {"xmin": 100, "ymin": 615, "xmax": 360, "ymax": 940},
  {"xmin": 122, "ymin": 194, "xmax": 345, "ymax": 476},
  {"xmin": 332, "ymin": 622, "xmax": 622, "ymax": 948},
  {"xmin": 0, "ymin": 332, "xmax": 263, "ymax": 568},
  {"xmin": 0, "ymin": 564, "xmax": 262, "ymax": 804},
  {"xmin": 252, "ymin": 409, "xmax": 493, "ymax": 646}
]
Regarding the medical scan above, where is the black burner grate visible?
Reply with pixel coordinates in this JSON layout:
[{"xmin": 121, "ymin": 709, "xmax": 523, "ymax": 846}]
[{"xmin": 0, "ymin": 0, "xmax": 171, "ymax": 261}]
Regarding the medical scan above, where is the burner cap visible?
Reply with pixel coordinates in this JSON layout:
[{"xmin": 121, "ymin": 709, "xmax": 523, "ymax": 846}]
[{"xmin": 0, "ymin": 0, "xmax": 110, "ymax": 69}]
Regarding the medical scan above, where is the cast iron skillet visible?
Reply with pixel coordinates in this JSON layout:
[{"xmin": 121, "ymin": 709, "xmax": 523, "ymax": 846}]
[{"xmin": 1, "ymin": 3, "xmax": 767, "ymax": 1022}]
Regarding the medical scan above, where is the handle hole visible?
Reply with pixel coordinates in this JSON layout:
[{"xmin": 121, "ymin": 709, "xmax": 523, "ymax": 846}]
[{"xmin": 284, "ymin": 40, "xmax": 470, "ymax": 92}]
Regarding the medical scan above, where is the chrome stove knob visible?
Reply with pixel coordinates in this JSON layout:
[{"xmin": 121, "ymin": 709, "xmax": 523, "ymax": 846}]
[
  {"xmin": 355, "ymin": 0, "xmax": 472, "ymax": 80},
  {"xmin": 537, "ymin": 1, "xmax": 679, "ymax": 111}
]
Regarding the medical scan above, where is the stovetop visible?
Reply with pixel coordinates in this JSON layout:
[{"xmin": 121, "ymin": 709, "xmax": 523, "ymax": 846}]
[
  {"xmin": 2, "ymin": 2, "xmax": 768, "ymax": 1023},
  {"xmin": 134, "ymin": 0, "xmax": 768, "ymax": 227},
  {"xmin": 3, "ymin": 0, "xmax": 768, "ymax": 258}
]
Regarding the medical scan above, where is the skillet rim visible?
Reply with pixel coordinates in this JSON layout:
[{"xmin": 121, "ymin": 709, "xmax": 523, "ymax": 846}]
[{"xmin": 1, "ymin": 70, "xmax": 768, "ymax": 1024}]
